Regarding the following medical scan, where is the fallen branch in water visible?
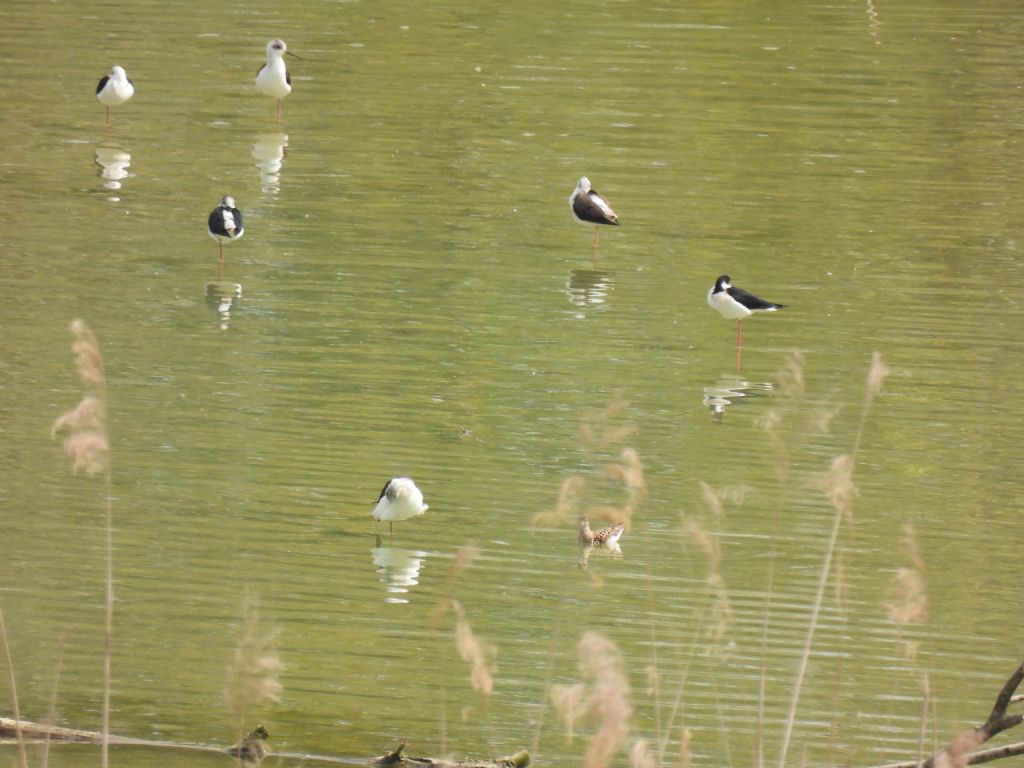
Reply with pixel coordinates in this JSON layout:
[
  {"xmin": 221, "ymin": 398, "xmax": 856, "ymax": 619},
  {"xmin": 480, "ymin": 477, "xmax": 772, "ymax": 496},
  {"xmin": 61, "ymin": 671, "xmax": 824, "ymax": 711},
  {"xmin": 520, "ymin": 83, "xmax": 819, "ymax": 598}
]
[
  {"xmin": 373, "ymin": 742, "xmax": 530, "ymax": 768},
  {"xmin": 0, "ymin": 718, "xmax": 528, "ymax": 768},
  {"xmin": 873, "ymin": 660, "xmax": 1024, "ymax": 768}
]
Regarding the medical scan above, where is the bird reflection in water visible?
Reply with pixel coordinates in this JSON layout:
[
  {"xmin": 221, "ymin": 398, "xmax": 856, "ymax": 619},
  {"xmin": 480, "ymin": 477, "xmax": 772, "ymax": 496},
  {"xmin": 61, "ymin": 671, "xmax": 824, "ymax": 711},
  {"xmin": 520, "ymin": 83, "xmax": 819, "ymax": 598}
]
[
  {"xmin": 565, "ymin": 269, "xmax": 613, "ymax": 318},
  {"xmin": 252, "ymin": 133, "xmax": 288, "ymax": 195},
  {"xmin": 94, "ymin": 145, "xmax": 131, "ymax": 199},
  {"xmin": 577, "ymin": 539, "xmax": 623, "ymax": 570},
  {"xmin": 577, "ymin": 516, "xmax": 625, "ymax": 569},
  {"xmin": 371, "ymin": 541, "xmax": 428, "ymax": 604},
  {"xmin": 205, "ymin": 281, "xmax": 242, "ymax": 330},
  {"xmin": 702, "ymin": 375, "xmax": 774, "ymax": 421}
]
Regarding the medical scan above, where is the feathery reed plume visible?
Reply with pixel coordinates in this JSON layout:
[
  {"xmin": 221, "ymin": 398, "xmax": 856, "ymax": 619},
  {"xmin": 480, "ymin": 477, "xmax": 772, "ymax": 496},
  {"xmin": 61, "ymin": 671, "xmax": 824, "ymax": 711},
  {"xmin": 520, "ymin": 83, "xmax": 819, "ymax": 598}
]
[
  {"xmin": 532, "ymin": 476, "xmax": 586, "ymax": 527},
  {"xmin": 52, "ymin": 320, "xmax": 109, "ymax": 476},
  {"xmin": 534, "ymin": 394, "xmax": 646, "ymax": 533},
  {"xmin": 601, "ymin": 448, "xmax": 647, "ymax": 528},
  {"xmin": 427, "ymin": 548, "xmax": 496, "ymax": 696},
  {"xmin": 704, "ymin": 573, "xmax": 735, "ymax": 650},
  {"xmin": 0, "ymin": 603, "xmax": 28, "ymax": 768},
  {"xmin": 853, "ymin": 351, "xmax": 890, "ymax": 459},
  {"xmin": 449, "ymin": 544, "xmax": 480, "ymax": 580},
  {"xmin": 820, "ymin": 454, "xmax": 857, "ymax": 524},
  {"xmin": 684, "ymin": 482, "xmax": 743, "ymax": 652},
  {"xmin": 866, "ymin": 350, "xmax": 891, "ymax": 399},
  {"xmin": 429, "ymin": 544, "xmax": 480, "ymax": 626},
  {"xmin": 51, "ymin": 319, "xmax": 113, "ymax": 768},
  {"xmin": 226, "ymin": 595, "xmax": 283, "ymax": 746},
  {"xmin": 451, "ymin": 600, "xmax": 495, "ymax": 695},
  {"xmin": 551, "ymin": 632, "xmax": 633, "ymax": 768},
  {"xmin": 579, "ymin": 392, "xmax": 635, "ymax": 451},
  {"xmin": 757, "ymin": 351, "xmax": 838, "ymax": 494},
  {"xmin": 629, "ymin": 738, "xmax": 657, "ymax": 768},
  {"xmin": 886, "ymin": 523, "xmax": 928, "ymax": 660},
  {"xmin": 777, "ymin": 349, "xmax": 805, "ymax": 400},
  {"xmin": 51, "ymin": 397, "xmax": 109, "ymax": 476},
  {"xmin": 677, "ymin": 727, "xmax": 693, "ymax": 768}
]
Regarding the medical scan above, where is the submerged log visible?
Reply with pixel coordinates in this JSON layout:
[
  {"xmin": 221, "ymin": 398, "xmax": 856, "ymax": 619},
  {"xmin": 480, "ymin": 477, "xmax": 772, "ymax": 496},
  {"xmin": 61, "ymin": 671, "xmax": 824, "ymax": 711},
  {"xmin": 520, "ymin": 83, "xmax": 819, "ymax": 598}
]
[
  {"xmin": 871, "ymin": 660, "xmax": 1024, "ymax": 768},
  {"xmin": 372, "ymin": 742, "xmax": 530, "ymax": 768},
  {"xmin": 0, "ymin": 717, "xmax": 102, "ymax": 743},
  {"xmin": 0, "ymin": 718, "xmax": 528, "ymax": 768}
]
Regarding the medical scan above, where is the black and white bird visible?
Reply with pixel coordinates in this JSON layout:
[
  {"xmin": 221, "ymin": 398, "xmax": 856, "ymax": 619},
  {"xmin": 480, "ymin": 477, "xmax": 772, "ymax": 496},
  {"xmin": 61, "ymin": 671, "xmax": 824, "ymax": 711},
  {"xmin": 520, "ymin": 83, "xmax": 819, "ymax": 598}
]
[
  {"xmin": 373, "ymin": 477, "xmax": 429, "ymax": 535},
  {"xmin": 96, "ymin": 66, "xmax": 134, "ymax": 128},
  {"xmin": 255, "ymin": 39, "xmax": 300, "ymax": 125},
  {"xmin": 569, "ymin": 177, "xmax": 619, "ymax": 255},
  {"xmin": 708, "ymin": 275, "xmax": 784, "ymax": 371},
  {"xmin": 208, "ymin": 196, "xmax": 244, "ymax": 278}
]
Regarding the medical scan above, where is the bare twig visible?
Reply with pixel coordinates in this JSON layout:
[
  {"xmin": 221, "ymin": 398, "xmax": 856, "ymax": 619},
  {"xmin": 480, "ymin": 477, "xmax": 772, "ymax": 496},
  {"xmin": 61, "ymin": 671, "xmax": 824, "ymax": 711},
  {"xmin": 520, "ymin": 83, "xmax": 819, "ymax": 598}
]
[
  {"xmin": 0, "ymin": 605, "xmax": 29, "ymax": 768},
  {"xmin": 872, "ymin": 661, "xmax": 1024, "ymax": 768},
  {"xmin": 975, "ymin": 661, "xmax": 1024, "ymax": 742}
]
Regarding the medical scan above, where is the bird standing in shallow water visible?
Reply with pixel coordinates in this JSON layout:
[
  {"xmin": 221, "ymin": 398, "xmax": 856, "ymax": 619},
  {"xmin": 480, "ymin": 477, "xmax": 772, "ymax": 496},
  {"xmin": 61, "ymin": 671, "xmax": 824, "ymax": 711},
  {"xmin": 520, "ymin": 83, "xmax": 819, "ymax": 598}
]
[
  {"xmin": 255, "ymin": 39, "xmax": 300, "ymax": 125},
  {"xmin": 208, "ymin": 196, "xmax": 244, "ymax": 279},
  {"xmin": 707, "ymin": 274, "xmax": 785, "ymax": 373},
  {"xmin": 578, "ymin": 515, "xmax": 625, "ymax": 548},
  {"xmin": 373, "ymin": 477, "xmax": 429, "ymax": 535},
  {"xmin": 96, "ymin": 66, "xmax": 134, "ymax": 128},
  {"xmin": 569, "ymin": 177, "xmax": 619, "ymax": 256}
]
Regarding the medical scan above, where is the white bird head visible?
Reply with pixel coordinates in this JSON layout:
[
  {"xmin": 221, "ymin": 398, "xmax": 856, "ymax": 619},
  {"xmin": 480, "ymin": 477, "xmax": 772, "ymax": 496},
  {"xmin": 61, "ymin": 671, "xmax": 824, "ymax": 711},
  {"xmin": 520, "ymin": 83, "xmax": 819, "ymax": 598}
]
[{"xmin": 266, "ymin": 39, "xmax": 302, "ymax": 60}]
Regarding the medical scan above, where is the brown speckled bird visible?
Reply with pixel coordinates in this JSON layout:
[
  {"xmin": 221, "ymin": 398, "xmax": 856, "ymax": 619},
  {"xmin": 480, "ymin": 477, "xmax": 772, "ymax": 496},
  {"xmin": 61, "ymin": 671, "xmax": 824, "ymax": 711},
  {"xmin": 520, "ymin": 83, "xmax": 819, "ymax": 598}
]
[{"xmin": 578, "ymin": 515, "xmax": 624, "ymax": 547}]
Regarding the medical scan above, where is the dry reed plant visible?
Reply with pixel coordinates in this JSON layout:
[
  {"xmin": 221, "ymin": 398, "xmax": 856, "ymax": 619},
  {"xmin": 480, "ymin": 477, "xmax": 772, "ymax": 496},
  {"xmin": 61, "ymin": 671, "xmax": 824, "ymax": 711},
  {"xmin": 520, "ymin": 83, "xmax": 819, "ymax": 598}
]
[
  {"xmin": 451, "ymin": 600, "xmax": 495, "ymax": 695},
  {"xmin": 425, "ymin": 545, "xmax": 497, "ymax": 698},
  {"xmin": 777, "ymin": 352, "xmax": 889, "ymax": 768},
  {"xmin": 225, "ymin": 595, "xmax": 283, "ymax": 749},
  {"xmin": 533, "ymin": 394, "xmax": 646, "ymax": 532},
  {"xmin": 885, "ymin": 522, "xmax": 929, "ymax": 661},
  {"xmin": 0, "ymin": 603, "xmax": 29, "ymax": 768},
  {"xmin": 676, "ymin": 726, "xmax": 693, "ymax": 768},
  {"xmin": 628, "ymin": 737, "xmax": 657, "ymax": 768},
  {"xmin": 644, "ymin": 661, "xmax": 662, "ymax": 757},
  {"xmin": 917, "ymin": 671, "xmax": 933, "ymax": 766},
  {"xmin": 51, "ymin": 319, "xmax": 114, "ymax": 768},
  {"xmin": 654, "ymin": 482, "xmax": 746, "ymax": 766},
  {"xmin": 41, "ymin": 635, "xmax": 66, "ymax": 768},
  {"xmin": 52, "ymin": 321, "xmax": 109, "ymax": 476},
  {"xmin": 429, "ymin": 544, "xmax": 481, "ymax": 627},
  {"xmin": 683, "ymin": 482, "xmax": 744, "ymax": 654},
  {"xmin": 551, "ymin": 631, "xmax": 633, "ymax": 768},
  {"xmin": 756, "ymin": 351, "xmax": 838, "ymax": 501},
  {"xmin": 885, "ymin": 523, "xmax": 931, "ymax": 761}
]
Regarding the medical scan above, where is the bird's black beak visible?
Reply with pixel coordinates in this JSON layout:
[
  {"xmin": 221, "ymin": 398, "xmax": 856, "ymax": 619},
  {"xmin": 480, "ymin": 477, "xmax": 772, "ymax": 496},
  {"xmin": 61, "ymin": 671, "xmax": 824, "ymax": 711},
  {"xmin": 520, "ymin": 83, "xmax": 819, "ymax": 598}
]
[{"xmin": 285, "ymin": 50, "xmax": 305, "ymax": 60}]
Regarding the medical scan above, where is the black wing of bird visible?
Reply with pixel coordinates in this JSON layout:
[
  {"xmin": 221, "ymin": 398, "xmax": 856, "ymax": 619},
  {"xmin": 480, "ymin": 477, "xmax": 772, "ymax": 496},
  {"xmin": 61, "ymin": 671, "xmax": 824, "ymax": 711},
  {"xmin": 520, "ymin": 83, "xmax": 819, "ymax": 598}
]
[{"xmin": 728, "ymin": 284, "xmax": 783, "ymax": 311}]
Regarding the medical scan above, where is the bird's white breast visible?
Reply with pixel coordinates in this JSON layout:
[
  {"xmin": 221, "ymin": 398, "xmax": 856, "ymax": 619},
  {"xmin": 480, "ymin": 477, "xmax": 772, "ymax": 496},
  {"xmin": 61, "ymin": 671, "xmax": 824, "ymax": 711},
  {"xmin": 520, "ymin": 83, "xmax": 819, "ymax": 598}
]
[
  {"xmin": 708, "ymin": 288, "xmax": 752, "ymax": 319},
  {"xmin": 256, "ymin": 60, "xmax": 291, "ymax": 99}
]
